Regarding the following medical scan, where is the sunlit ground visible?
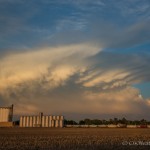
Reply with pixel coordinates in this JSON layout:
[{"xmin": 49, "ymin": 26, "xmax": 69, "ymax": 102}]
[{"xmin": 0, "ymin": 128, "xmax": 150, "ymax": 150}]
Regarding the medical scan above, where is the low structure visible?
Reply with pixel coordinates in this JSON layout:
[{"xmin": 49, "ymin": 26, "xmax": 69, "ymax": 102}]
[
  {"xmin": 126, "ymin": 125, "xmax": 137, "ymax": 128},
  {"xmin": 107, "ymin": 124, "xmax": 117, "ymax": 128},
  {"xmin": 0, "ymin": 105, "xmax": 13, "ymax": 127},
  {"xmin": 20, "ymin": 112, "xmax": 64, "ymax": 127}
]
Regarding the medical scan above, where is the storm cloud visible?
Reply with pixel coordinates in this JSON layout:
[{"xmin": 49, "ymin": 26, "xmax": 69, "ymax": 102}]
[
  {"xmin": 0, "ymin": 45, "xmax": 150, "ymax": 119},
  {"xmin": 0, "ymin": 0, "xmax": 150, "ymax": 120}
]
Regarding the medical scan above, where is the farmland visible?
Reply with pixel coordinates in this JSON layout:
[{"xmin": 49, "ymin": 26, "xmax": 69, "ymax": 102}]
[{"xmin": 0, "ymin": 128, "xmax": 150, "ymax": 150}]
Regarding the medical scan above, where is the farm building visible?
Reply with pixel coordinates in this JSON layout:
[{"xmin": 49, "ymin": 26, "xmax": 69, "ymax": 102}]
[
  {"xmin": 20, "ymin": 112, "xmax": 64, "ymax": 128},
  {"xmin": 0, "ymin": 104, "xmax": 13, "ymax": 127}
]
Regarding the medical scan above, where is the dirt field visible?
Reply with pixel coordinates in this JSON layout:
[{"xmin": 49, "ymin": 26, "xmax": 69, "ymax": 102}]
[{"xmin": 0, "ymin": 128, "xmax": 150, "ymax": 150}]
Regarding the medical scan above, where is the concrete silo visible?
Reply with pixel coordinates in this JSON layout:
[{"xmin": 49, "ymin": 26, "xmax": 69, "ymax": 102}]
[
  {"xmin": 0, "ymin": 104, "xmax": 13, "ymax": 127},
  {"xmin": 20, "ymin": 112, "xmax": 64, "ymax": 128}
]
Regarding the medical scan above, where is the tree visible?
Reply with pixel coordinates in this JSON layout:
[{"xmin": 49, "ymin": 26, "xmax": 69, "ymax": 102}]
[
  {"xmin": 64, "ymin": 120, "xmax": 78, "ymax": 125},
  {"xmin": 109, "ymin": 119, "xmax": 113, "ymax": 124},
  {"xmin": 133, "ymin": 120, "xmax": 140, "ymax": 125},
  {"xmin": 121, "ymin": 117, "xmax": 127, "ymax": 124},
  {"xmin": 113, "ymin": 118, "xmax": 118, "ymax": 125},
  {"xmin": 140, "ymin": 119, "xmax": 147, "ymax": 125},
  {"xmin": 79, "ymin": 120, "xmax": 85, "ymax": 125},
  {"xmin": 102, "ymin": 119, "xmax": 108, "ymax": 125},
  {"xmin": 84, "ymin": 119, "xmax": 91, "ymax": 125},
  {"xmin": 91, "ymin": 119, "xmax": 102, "ymax": 125}
]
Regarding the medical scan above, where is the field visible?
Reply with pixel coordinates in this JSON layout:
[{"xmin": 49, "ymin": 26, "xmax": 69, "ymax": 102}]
[{"xmin": 0, "ymin": 128, "xmax": 150, "ymax": 150}]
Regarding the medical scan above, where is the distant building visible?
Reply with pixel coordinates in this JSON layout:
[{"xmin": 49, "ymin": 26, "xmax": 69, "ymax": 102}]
[
  {"xmin": 20, "ymin": 112, "xmax": 64, "ymax": 128},
  {"xmin": 0, "ymin": 105, "xmax": 64, "ymax": 128},
  {"xmin": 0, "ymin": 104, "xmax": 13, "ymax": 127}
]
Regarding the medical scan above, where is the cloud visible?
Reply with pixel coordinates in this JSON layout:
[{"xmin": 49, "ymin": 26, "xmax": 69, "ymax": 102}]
[
  {"xmin": 1, "ymin": 45, "xmax": 150, "ymax": 119},
  {"xmin": 41, "ymin": 0, "xmax": 105, "ymax": 6},
  {"xmin": 0, "ymin": 0, "xmax": 150, "ymax": 119},
  {"xmin": 115, "ymin": 0, "xmax": 150, "ymax": 20},
  {"xmin": 83, "ymin": 86, "xmax": 147, "ymax": 114},
  {"xmin": 0, "ymin": 0, "xmax": 149, "ymax": 52},
  {"xmin": 14, "ymin": 103, "xmax": 38, "ymax": 115},
  {"xmin": 76, "ymin": 52, "xmax": 150, "ymax": 94},
  {"xmin": 88, "ymin": 20, "xmax": 150, "ymax": 49},
  {"xmin": 45, "ymin": 18, "xmax": 150, "ymax": 52},
  {"xmin": 80, "ymin": 69, "xmax": 130, "ymax": 88},
  {"xmin": 0, "ymin": 43, "xmax": 101, "ymax": 93}
]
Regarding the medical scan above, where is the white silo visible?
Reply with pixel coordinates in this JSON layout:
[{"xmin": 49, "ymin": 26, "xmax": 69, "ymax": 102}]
[
  {"xmin": 33, "ymin": 116, "xmax": 37, "ymax": 127},
  {"xmin": 42, "ymin": 116, "xmax": 46, "ymax": 127},
  {"xmin": 29, "ymin": 116, "xmax": 33, "ymax": 127},
  {"xmin": 20, "ymin": 116, "xmax": 23, "ymax": 127},
  {"xmin": 45, "ymin": 116, "xmax": 49, "ymax": 127},
  {"xmin": 0, "ymin": 105, "xmax": 13, "ymax": 123},
  {"xmin": 49, "ymin": 116, "xmax": 52, "ymax": 127},
  {"xmin": 23, "ymin": 116, "xmax": 26, "ymax": 127},
  {"xmin": 60, "ymin": 116, "xmax": 64, "ymax": 127}
]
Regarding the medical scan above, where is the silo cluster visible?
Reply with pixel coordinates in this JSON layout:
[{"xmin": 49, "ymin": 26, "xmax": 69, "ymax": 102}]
[
  {"xmin": 0, "ymin": 105, "xmax": 13, "ymax": 122},
  {"xmin": 20, "ymin": 112, "xmax": 64, "ymax": 127}
]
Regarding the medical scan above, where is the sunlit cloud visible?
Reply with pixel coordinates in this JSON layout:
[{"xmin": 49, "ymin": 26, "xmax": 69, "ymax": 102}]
[
  {"xmin": 0, "ymin": 44, "xmax": 150, "ymax": 119},
  {"xmin": 81, "ymin": 70, "xmax": 130, "ymax": 88},
  {"xmin": 0, "ymin": 43, "xmax": 101, "ymax": 91}
]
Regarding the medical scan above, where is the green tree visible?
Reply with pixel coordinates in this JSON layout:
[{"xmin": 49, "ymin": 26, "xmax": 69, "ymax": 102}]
[
  {"xmin": 84, "ymin": 119, "xmax": 92, "ymax": 125},
  {"xmin": 79, "ymin": 120, "xmax": 85, "ymax": 125},
  {"xmin": 113, "ymin": 118, "xmax": 118, "ymax": 125},
  {"xmin": 121, "ymin": 117, "xmax": 127, "ymax": 124},
  {"xmin": 140, "ymin": 119, "xmax": 147, "ymax": 125},
  {"xmin": 64, "ymin": 120, "xmax": 78, "ymax": 125},
  {"xmin": 91, "ymin": 119, "xmax": 102, "ymax": 125}
]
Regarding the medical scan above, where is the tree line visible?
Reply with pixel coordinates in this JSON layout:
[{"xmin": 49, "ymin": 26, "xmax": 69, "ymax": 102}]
[{"xmin": 64, "ymin": 118, "xmax": 150, "ymax": 125}]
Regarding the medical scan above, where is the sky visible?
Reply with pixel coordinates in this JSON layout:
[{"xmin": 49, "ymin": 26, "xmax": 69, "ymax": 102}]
[{"xmin": 0, "ymin": 0, "xmax": 150, "ymax": 121}]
